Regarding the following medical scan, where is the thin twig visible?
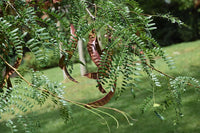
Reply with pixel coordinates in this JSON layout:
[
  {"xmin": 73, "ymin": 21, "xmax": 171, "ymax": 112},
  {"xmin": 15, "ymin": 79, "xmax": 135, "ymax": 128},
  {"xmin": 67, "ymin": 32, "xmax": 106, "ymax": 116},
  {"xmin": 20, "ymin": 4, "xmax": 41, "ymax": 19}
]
[
  {"xmin": 0, "ymin": 55, "xmax": 78, "ymax": 104},
  {"xmin": 85, "ymin": 1, "xmax": 95, "ymax": 6},
  {"xmin": 6, "ymin": 1, "xmax": 21, "ymax": 17},
  {"xmin": 187, "ymin": 82, "xmax": 200, "ymax": 89},
  {"xmin": 145, "ymin": 63, "xmax": 175, "ymax": 79},
  {"xmin": 85, "ymin": 1, "xmax": 102, "ymax": 9},
  {"xmin": 145, "ymin": 62, "xmax": 200, "ymax": 89},
  {"xmin": 99, "ymin": 106, "xmax": 137, "ymax": 122},
  {"xmin": 0, "ymin": 55, "xmax": 31, "ymax": 86},
  {"xmin": 86, "ymin": 7, "xmax": 95, "ymax": 20},
  {"xmin": 108, "ymin": 24, "xmax": 116, "ymax": 31}
]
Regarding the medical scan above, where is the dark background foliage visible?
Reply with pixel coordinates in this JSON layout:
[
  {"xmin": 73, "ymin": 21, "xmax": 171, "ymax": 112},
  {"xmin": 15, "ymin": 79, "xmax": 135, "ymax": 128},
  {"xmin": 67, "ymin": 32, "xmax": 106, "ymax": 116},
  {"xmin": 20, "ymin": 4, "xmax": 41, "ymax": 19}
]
[{"xmin": 136, "ymin": 0, "xmax": 200, "ymax": 46}]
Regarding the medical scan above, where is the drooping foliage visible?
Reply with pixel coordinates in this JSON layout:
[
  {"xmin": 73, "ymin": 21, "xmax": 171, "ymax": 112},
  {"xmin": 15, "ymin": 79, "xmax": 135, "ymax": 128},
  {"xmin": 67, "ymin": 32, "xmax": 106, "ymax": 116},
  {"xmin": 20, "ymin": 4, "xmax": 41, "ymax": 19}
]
[{"xmin": 0, "ymin": 0, "xmax": 199, "ymax": 132}]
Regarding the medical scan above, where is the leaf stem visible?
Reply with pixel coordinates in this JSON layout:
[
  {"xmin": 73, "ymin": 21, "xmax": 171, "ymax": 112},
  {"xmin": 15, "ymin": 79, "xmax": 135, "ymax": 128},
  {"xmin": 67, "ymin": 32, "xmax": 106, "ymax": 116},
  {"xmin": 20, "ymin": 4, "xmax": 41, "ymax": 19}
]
[
  {"xmin": 86, "ymin": 7, "xmax": 95, "ymax": 20},
  {"xmin": 145, "ymin": 62, "xmax": 175, "ymax": 79}
]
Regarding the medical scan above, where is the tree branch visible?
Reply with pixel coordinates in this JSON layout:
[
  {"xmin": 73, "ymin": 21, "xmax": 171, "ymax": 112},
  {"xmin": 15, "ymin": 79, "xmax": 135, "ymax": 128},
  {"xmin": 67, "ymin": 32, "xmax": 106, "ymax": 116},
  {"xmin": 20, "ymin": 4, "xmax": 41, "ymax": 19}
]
[
  {"xmin": 6, "ymin": 1, "xmax": 21, "ymax": 17},
  {"xmin": 86, "ymin": 7, "xmax": 95, "ymax": 20},
  {"xmin": 145, "ymin": 62, "xmax": 200, "ymax": 89},
  {"xmin": 145, "ymin": 62, "xmax": 175, "ymax": 79},
  {"xmin": 0, "ymin": 54, "xmax": 137, "ymax": 122}
]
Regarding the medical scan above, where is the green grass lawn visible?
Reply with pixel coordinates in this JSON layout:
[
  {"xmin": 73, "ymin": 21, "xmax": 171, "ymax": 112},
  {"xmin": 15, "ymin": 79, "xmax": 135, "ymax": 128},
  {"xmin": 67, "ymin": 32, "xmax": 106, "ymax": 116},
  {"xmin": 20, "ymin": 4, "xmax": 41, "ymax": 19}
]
[{"xmin": 0, "ymin": 40, "xmax": 200, "ymax": 133}]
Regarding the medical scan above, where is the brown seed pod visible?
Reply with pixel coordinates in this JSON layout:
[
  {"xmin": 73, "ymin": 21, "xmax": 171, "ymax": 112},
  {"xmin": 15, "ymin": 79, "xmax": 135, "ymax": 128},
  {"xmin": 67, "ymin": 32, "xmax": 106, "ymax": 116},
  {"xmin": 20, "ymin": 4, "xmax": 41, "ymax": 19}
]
[
  {"xmin": 85, "ymin": 82, "xmax": 116, "ymax": 108},
  {"xmin": 59, "ymin": 24, "xmax": 78, "ymax": 83},
  {"xmin": 87, "ymin": 29, "xmax": 102, "ymax": 67}
]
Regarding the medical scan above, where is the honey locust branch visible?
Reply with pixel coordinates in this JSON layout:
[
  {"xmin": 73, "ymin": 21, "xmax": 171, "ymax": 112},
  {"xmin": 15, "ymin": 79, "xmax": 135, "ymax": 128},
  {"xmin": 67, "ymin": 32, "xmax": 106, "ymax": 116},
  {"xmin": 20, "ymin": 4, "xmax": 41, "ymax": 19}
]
[{"xmin": 0, "ymin": 55, "xmax": 135, "ymax": 122}]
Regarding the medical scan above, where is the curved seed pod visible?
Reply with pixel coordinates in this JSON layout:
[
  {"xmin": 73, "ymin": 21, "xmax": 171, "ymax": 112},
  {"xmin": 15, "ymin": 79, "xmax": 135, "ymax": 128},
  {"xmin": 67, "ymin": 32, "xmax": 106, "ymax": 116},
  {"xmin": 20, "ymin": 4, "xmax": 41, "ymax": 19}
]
[
  {"xmin": 86, "ymin": 91, "xmax": 114, "ymax": 108},
  {"xmin": 67, "ymin": 23, "xmax": 78, "ymax": 60},
  {"xmin": 86, "ymin": 30, "xmax": 115, "ymax": 93},
  {"xmin": 59, "ymin": 55, "xmax": 79, "ymax": 83},
  {"xmin": 84, "ymin": 72, "xmax": 98, "ymax": 79},
  {"xmin": 59, "ymin": 24, "xmax": 78, "ymax": 83},
  {"xmin": 63, "ymin": 66, "xmax": 78, "ymax": 83},
  {"xmin": 84, "ymin": 72, "xmax": 106, "ymax": 93},
  {"xmin": 87, "ymin": 29, "xmax": 102, "ymax": 67},
  {"xmin": 59, "ymin": 56, "xmax": 78, "ymax": 83},
  {"xmin": 87, "ymin": 29, "xmax": 113, "ymax": 70},
  {"xmin": 86, "ymin": 30, "xmax": 107, "ymax": 93},
  {"xmin": 97, "ymin": 81, "xmax": 106, "ymax": 93},
  {"xmin": 85, "ymin": 29, "xmax": 116, "ymax": 107},
  {"xmin": 86, "ymin": 82, "xmax": 116, "ymax": 108},
  {"xmin": 95, "ymin": 37, "xmax": 102, "ymax": 56}
]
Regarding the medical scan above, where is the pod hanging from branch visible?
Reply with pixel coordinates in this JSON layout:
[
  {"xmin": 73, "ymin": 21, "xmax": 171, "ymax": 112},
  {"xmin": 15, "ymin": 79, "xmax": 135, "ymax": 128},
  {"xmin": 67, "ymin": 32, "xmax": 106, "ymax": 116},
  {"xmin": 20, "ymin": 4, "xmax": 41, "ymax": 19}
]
[
  {"xmin": 84, "ymin": 72, "xmax": 98, "ymax": 79},
  {"xmin": 84, "ymin": 28, "xmax": 116, "ymax": 107},
  {"xmin": 84, "ymin": 72, "xmax": 106, "ymax": 93},
  {"xmin": 59, "ymin": 24, "xmax": 78, "ymax": 83},
  {"xmin": 87, "ymin": 29, "xmax": 102, "ymax": 68},
  {"xmin": 86, "ymin": 82, "xmax": 116, "ymax": 108},
  {"xmin": 85, "ymin": 29, "xmax": 107, "ymax": 93},
  {"xmin": 85, "ymin": 28, "xmax": 114, "ymax": 94}
]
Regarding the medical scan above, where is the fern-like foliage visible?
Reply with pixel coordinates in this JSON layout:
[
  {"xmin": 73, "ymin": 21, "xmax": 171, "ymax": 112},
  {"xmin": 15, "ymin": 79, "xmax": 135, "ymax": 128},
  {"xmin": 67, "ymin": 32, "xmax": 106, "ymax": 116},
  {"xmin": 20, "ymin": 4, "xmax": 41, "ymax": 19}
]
[
  {"xmin": 0, "ymin": 70, "xmax": 69, "ymax": 132},
  {"xmin": 140, "ymin": 76, "xmax": 200, "ymax": 123},
  {"xmin": 0, "ymin": 0, "xmax": 199, "ymax": 132}
]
